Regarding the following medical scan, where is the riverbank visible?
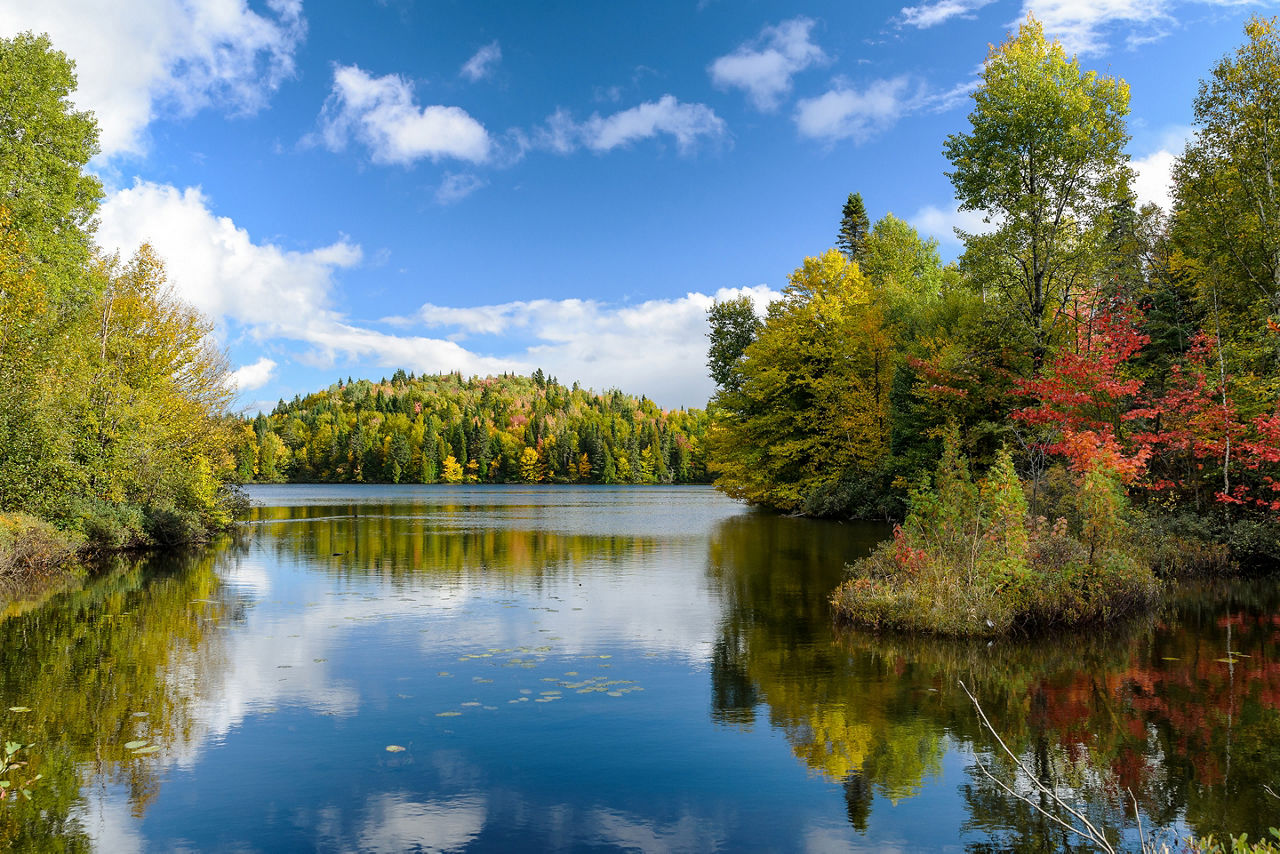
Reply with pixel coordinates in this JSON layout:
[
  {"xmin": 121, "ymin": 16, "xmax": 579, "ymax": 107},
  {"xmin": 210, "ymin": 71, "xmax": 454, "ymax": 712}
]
[{"xmin": 0, "ymin": 492, "xmax": 245, "ymax": 586}]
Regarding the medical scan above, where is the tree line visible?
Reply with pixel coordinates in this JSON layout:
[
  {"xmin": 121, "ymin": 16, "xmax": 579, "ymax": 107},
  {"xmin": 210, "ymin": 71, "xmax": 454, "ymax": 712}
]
[
  {"xmin": 0, "ymin": 33, "xmax": 237, "ymax": 561},
  {"xmin": 237, "ymin": 369, "xmax": 711, "ymax": 485}
]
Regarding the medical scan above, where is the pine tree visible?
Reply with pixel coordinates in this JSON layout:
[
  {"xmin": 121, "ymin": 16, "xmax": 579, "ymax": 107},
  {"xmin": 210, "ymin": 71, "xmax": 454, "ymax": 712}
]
[{"xmin": 836, "ymin": 192, "xmax": 870, "ymax": 262}]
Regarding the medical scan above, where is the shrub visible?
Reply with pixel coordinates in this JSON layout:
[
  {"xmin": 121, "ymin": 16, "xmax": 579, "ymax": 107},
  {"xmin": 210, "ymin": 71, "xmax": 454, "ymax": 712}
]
[
  {"xmin": 1131, "ymin": 510, "xmax": 1234, "ymax": 577},
  {"xmin": 0, "ymin": 513, "xmax": 82, "ymax": 579},
  {"xmin": 143, "ymin": 505, "xmax": 207, "ymax": 547},
  {"xmin": 70, "ymin": 499, "xmax": 147, "ymax": 551},
  {"xmin": 831, "ymin": 429, "xmax": 1159, "ymax": 636}
]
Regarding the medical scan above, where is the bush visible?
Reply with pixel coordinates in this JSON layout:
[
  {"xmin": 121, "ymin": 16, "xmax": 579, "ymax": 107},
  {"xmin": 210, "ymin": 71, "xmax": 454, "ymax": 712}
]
[
  {"xmin": 0, "ymin": 513, "xmax": 82, "ymax": 579},
  {"xmin": 831, "ymin": 429, "xmax": 1159, "ymax": 636},
  {"xmin": 1131, "ymin": 510, "xmax": 1234, "ymax": 577},
  {"xmin": 70, "ymin": 500, "xmax": 147, "ymax": 551},
  {"xmin": 143, "ymin": 505, "xmax": 207, "ymax": 547}
]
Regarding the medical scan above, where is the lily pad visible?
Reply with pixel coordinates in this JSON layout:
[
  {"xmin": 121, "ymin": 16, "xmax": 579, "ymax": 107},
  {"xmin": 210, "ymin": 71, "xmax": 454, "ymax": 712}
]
[
  {"xmin": 123, "ymin": 741, "xmax": 149, "ymax": 750},
  {"xmin": 132, "ymin": 745, "xmax": 161, "ymax": 754},
  {"xmin": 385, "ymin": 745, "xmax": 406, "ymax": 752}
]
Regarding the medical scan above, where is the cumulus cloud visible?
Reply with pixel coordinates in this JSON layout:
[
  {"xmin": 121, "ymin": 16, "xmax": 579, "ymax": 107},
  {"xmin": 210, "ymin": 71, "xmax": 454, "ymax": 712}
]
[
  {"xmin": 794, "ymin": 73, "xmax": 976, "ymax": 144},
  {"xmin": 399, "ymin": 285, "xmax": 781, "ymax": 408},
  {"xmin": 0, "ymin": 0, "xmax": 305, "ymax": 158},
  {"xmin": 316, "ymin": 64, "xmax": 491, "ymax": 165},
  {"xmin": 1021, "ymin": 0, "xmax": 1256, "ymax": 56},
  {"xmin": 1132, "ymin": 149, "xmax": 1178, "ymax": 211},
  {"xmin": 709, "ymin": 17, "xmax": 828, "ymax": 111},
  {"xmin": 98, "ymin": 181, "xmax": 360, "ymax": 328},
  {"xmin": 97, "ymin": 182, "xmax": 779, "ymax": 407},
  {"xmin": 899, "ymin": 0, "xmax": 997, "ymax": 28},
  {"xmin": 230, "ymin": 357, "xmax": 278, "ymax": 391},
  {"xmin": 95, "ymin": 180, "xmax": 521, "ymax": 381},
  {"xmin": 460, "ymin": 41, "xmax": 502, "ymax": 81},
  {"xmin": 1130, "ymin": 126, "xmax": 1191, "ymax": 211},
  {"xmin": 534, "ymin": 96, "xmax": 727, "ymax": 155}
]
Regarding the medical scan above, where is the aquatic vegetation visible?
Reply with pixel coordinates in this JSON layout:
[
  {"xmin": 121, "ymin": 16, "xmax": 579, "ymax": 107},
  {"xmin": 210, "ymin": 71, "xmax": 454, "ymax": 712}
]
[{"xmin": 0, "ymin": 742, "xmax": 41, "ymax": 801}]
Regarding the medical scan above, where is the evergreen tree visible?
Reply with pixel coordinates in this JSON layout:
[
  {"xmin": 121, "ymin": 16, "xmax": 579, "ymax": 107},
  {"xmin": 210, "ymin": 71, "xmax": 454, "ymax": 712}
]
[{"xmin": 836, "ymin": 192, "xmax": 870, "ymax": 262}]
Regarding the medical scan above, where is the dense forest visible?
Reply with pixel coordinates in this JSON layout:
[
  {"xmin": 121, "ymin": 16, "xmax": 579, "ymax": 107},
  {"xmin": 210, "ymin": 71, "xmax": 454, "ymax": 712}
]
[
  {"xmin": 236, "ymin": 370, "xmax": 711, "ymax": 485},
  {"xmin": 0, "ymin": 33, "xmax": 238, "ymax": 571},
  {"xmin": 706, "ymin": 17, "xmax": 1280, "ymax": 633}
]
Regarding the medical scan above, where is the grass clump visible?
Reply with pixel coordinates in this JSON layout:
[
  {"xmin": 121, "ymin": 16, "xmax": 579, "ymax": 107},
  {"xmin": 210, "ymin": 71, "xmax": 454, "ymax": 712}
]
[{"xmin": 831, "ymin": 429, "xmax": 1158, "ymax": 636}]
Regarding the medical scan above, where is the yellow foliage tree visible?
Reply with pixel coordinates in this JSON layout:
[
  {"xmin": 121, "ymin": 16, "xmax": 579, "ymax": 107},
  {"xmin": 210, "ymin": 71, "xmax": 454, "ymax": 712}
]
[
  {"xmin": 709, "ymin": 249, "xmax": 895, "ymax": 513},
  {"xmin": 442, "ymin": 454, "xmax": 464, "ymax": 483},
  {"xmin": 519, "ymin": 446, "xmax": 543, "ymax": 483}
]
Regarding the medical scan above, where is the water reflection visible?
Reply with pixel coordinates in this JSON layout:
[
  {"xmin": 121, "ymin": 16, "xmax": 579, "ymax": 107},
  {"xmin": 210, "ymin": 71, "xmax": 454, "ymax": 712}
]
[
  {"xmin": 0, "ymin": 548, "xmax": 233, "ymax": 851},
  {"xmin": 708, "ymin": 502, "xmax": 1280, "ymax": 846},
  {"xmin": 2, "ymin": 488, "xmax": 1279, "ymax": 851}
]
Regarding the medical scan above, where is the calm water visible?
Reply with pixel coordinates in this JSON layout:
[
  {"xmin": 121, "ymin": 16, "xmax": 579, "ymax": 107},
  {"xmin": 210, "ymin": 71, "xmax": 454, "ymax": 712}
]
[{"xmin": 1, "ymin": 485, "xmax": 1278, "ymax": 852}]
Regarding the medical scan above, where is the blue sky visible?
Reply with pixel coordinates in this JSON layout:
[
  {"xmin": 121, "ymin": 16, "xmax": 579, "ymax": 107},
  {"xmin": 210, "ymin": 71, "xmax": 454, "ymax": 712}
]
[{"xmin": 1, "ymin": 0, "xmax": 1273, "ymax": 410}]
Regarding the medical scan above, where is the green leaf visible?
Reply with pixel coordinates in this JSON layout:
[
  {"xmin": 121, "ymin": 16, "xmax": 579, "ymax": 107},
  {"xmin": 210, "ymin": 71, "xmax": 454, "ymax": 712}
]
[
  {"xmin": 123, "ymin": 741, "xmax": 148, "ymax": 750},
  {"xmin": 131, "ymin": 745, "xmax": 160, "ymax": 754},
  {"xmin": 385, "ymin": 745, "xmax": 406, "ymax": 752}
]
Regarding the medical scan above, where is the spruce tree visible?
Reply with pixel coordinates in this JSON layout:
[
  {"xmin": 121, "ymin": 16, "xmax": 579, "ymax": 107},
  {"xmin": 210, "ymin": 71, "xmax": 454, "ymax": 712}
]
[{"xmin": 836, "ymin": 192, "xmax": 870, "ymax": 261}]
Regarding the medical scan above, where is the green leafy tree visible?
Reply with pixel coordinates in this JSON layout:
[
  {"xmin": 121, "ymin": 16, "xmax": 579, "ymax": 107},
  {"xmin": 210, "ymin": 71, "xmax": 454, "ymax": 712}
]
[
  {"xmin": 1172, "ymin": 15, "xmax": 1280, "ymax": 389},
  {"xmin": 945, "ymin": 16, "xmax": 1131, "ymax": 364},
  {"xmin": 706, "ymin": 296, "xmax": 761, "ymax": 393},
  {"xmin": 0, "ymin": 33, "xmax": 102, "ymax": 302},
  {"xmin": 709, "ymin": 250, "xmax": 894, "ymax": 512}
]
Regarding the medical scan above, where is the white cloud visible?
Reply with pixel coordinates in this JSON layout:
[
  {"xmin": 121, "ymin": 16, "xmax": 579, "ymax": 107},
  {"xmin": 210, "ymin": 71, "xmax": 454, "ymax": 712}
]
[
  {"xmin": 460, "ymin": 41, "xmax": 502, "ymax": 81},
  {"xmin": 97, "ymin": 181, "xmax": 781, "ymax": 407},
  {"xmin": 709, "ymin": 17, "xmax": 828, "ymax": 111},
  {"xmin": 900, "ymin": 0, "xmax": 997, "ymax": 27},
  {"xmin": 96, "ymin": 180, "xmax": 523, "ymax": 382},
  {"xmin": 436, "ymin": 172, "xmax": 487, "ymax": 204},
  {"xmin": 1132, "ymin": 149, "xmax": 1177, "ymax": 211},
  {"xmin": 794, "ymin": 77, "xmax": 917, "ymax": 143},
  {"xmin": 97, "ymin": 180, "xmax": 360, "ymax": 329},
  {"xmin": 316, "ymin": 64, "xmax": 491, "ymax": 165},
  {"xmin": 1021, "ymin": 0, "xmax": 1258, "ymax": 56},
  {"xmin": 1130, "ymin": 126, "xmax": 1190, "ymax": 211},
  {"xmin": 0, "ymin": 0, "xmax": 305, "ymax": 158},
  {"xmin": 583, "ymin": 96, "xmax": 727, "ymax": 153},
  {"xmin": 229, "ymin": 357, "xmax": 278, "ymax": 391},
  {"xmin": 535, "ymin": 96, "xmax": 727, "ymax": 155},
  {"xmin": 401, "ymin": 284, "xmax": 781, "ymax": 408},
  {"xmin": 910, "ymin": 202, "xmax": 997, "ymax": 246}
]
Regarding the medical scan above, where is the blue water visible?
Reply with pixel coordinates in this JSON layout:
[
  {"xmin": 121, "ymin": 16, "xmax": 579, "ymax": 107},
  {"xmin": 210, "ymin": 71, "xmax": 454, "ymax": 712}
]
[{"xmin": 3, "ymin": 485, "xmax": 1276, "ymax": 851}]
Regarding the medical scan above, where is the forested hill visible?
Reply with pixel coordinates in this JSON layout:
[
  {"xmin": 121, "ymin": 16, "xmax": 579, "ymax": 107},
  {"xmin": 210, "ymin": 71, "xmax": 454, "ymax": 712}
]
[{"xmin": 234, "ymin": 370, "xmax": 711, "ymax": 485}]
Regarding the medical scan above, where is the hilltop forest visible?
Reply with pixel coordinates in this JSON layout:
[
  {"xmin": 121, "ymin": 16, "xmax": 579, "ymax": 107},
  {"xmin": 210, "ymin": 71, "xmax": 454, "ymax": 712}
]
[{"xmin": 236, "ymin": 371, "xmax": 711, "ymax": 485}]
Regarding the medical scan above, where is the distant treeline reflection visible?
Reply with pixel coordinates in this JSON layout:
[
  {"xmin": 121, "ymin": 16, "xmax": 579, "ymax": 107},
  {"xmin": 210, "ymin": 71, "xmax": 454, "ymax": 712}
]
[{"xmin": 248, "ymin": 504, "xmax": 660, "ymax": 576}]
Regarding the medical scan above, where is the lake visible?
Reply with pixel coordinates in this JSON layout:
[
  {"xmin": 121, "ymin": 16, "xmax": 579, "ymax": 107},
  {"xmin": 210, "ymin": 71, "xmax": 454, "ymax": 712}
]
[{"xmin": 0, "ymin": 485, "xmax": 1277, "ymax": 851}]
